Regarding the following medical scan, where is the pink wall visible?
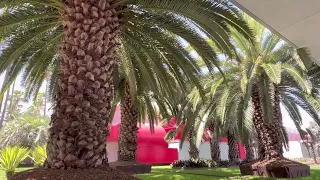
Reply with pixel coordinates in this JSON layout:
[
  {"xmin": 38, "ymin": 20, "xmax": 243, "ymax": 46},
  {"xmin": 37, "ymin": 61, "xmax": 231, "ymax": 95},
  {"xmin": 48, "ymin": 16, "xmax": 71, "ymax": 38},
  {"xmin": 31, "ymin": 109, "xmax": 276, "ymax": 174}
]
[
  {"xmin": 107, "ymin": 107, "xmax": 265, "ymax": 163},
  {"xmin": 107, "ymin": 107, "xmax": 178, "ymax": 164}
]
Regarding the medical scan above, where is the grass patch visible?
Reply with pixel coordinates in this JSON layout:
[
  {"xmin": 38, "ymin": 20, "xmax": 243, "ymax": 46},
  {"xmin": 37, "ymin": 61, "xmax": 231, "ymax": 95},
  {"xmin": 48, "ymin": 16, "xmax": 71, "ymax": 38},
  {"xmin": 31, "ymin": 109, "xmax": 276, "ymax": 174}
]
[
  {"xmin": 135, "ymin": 165, "xmax": 320, "ymax": 180},
  {"xmin": 1, "ymin": 166, "xmax": 320, "ymax": 180}
]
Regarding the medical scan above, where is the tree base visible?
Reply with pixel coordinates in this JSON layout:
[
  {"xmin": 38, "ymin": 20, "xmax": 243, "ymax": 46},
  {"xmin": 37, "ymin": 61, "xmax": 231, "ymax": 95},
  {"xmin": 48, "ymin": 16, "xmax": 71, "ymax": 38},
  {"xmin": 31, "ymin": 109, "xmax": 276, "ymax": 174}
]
[
  {"xmin": 12, "ymin": 165, "xmax": 139, "ymax": 180},
  {"xmin": 239, "ymin": 158, "xmax": 310, "ymax": 178},
  {"xmin": 109, "ymin": 161, "xmax": 152, "ymax": 175}
]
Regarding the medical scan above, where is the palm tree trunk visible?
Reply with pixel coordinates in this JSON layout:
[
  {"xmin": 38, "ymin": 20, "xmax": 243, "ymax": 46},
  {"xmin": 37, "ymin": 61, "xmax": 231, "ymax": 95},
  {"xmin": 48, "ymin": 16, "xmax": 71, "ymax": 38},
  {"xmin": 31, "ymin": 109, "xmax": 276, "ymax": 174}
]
[
  {"xmin": 257, "ymin": 138, "xmax": 265, "ymax": 160},
  {"xmin": 0, "ymin": 90, "xmax": 9, "ymax": 128},
  {"xmin": 188, "ymin": 129, "xmax": 199, "ymax": 160},
  {"xmin": 6, "ymin": 171, "xmax": 14, "ymax": 180},
  {"xmin": 117, "ymin": 83, "xmax": 138, "ymax": 162},
  {"xmin": 273, "ymin": 85, "xmax": 284, "ymax": 156},
  {"xmin": 252, "ymin": 85, "xmax": 281, "ymax": 160},
  {"xmin": 8, "ymin": 80, "xmax": 15, "ymax": 110},
  {"xmin": 310, "ymin": 143, "xmax": 318, "ymax": 164},
  {"xmin": 245, "ymin": 139, "xmax": 254, "ymax": 162},
  {"xmin": 44, "ymin": 78, "xmax": 48, "ymax": 117},
  {"xmin": 0, "ymin": 70, "xmax": 10, "ymax": 128},
  {"xmin": 45, "ymin": 0, "xmax": 121, "ymax": 169},
  {"xmin": 227, "ymin": 129, "xmax": 239, "ymax": 164},
  {"xmin": 209, "ymin": 123, "xmax": 220, "ymax": 162}
]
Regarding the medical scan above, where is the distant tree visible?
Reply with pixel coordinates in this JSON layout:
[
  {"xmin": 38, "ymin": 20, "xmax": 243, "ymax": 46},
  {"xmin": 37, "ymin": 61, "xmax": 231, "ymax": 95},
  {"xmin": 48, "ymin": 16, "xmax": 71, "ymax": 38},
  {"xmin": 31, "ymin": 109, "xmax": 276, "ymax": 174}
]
[
  {"xmin": 0, "ymin": 92, "xmax": 50, "ymax": 149},
  {"xmin": 305, "ymin": 128, "xmax": 318, "ymax": 164},
  {"xmin": 0, "ymin": 114, "xmax": 49, "ymax": 149},
  {"xmin": 5, "ymin": 90, "xmax": 24, "ymax": 122},
  {"xmin": 308, "ymin": 122, "xmax": 320, "ymax": 156},
  {"xmin": 308, "ymin": 122, "xmax": 320, "ymax": 143}
]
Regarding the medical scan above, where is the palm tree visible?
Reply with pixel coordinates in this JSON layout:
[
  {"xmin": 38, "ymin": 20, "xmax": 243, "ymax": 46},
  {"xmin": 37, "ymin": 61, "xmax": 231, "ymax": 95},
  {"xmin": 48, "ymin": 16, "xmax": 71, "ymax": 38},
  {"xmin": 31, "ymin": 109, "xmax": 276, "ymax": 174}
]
[
  {"xmin": 113, "ymin": 26, "xmax": 206, "ymax": 162},
  {"xmin": 188, "ymin": 130, "xmax": 199, "ymax": 159},
  {"xmin": 113, "ymin": 72, "xmax": 176, "ymax": 162},
  {"xmin": 208, "ymin": 122, "xmax": 221, "ymax": 163},
  {"xmin": 304, "ymin": 129, "xmax": 318, "ymax": 164},
  {"xmin": 1, "ymin": 0, "xmax": 253, "ymax": 169},
  {"xmin": 227, "ymin": 126, "xmax": 239, "ymax": 165},
  {"xmin": 5, "ymin": 90, "xmax": 24, "ymax": 122},
  {"xmin": 216, "ymin": 16, "xmax": 319, "ymax": 161},
  {"xmin": 244, "ymin": 142, "xmax": 254, "ymax": 162},
  {"xmin": 0, "ymin": 70, "xmax": 10, "ymax": 128},
  {"xmin": 244, "ymin": 128, "xmax": 255, "ymax": 162},
  {"xmin": 117, "ymin": 83, "xmax": 139, "ymax": 162},
  {"xmin": 162, "ymin": 87, "xmax": 204, "ymax": 160},
  {"xmin": 186, "ymin": 15, "xmax": 319, "ymax": 165}
]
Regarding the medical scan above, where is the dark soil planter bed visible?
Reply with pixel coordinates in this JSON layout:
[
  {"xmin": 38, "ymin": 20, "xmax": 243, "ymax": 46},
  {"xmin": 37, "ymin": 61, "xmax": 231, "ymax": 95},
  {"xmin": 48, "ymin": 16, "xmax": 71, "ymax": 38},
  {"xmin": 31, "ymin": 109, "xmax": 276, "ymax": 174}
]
[
  {"xmin": 239, "ymin": 158, "xmax": 310, "ymax": 178},
  {"xmin": 12, "ymin": 165, "xmax": 139, "ymax": 180}
]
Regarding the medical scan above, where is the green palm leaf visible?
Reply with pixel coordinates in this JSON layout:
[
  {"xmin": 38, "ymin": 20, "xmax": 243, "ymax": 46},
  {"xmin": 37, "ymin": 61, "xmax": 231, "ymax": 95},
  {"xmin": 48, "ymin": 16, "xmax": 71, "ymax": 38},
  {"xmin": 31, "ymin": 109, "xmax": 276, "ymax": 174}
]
[
  {"xmin": 261, "ymin": 63, "xmax": 281, "ymax": 84},
  {"xmin": 282, "ymin": 64, "xmax": 312, "ymax": 94}
]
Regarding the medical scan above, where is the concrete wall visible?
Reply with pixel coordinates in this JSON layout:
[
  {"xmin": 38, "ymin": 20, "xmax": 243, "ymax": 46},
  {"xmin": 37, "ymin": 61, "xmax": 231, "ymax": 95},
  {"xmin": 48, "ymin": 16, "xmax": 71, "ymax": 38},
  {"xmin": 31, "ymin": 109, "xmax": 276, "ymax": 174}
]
[
  {"xmin": 283, "ymin": 141, "xmax": 304, "ymax": 159},
  {"xmin": 175, "ymin": 141, "xmax": 307, "ymax": 161},
  {"xmin": 171, "ymin": 142, "xmax": 229, "ymax": 161},
  {"xmin": 107, "ymin": 142, "xmax": 118, "ymax": 162}
]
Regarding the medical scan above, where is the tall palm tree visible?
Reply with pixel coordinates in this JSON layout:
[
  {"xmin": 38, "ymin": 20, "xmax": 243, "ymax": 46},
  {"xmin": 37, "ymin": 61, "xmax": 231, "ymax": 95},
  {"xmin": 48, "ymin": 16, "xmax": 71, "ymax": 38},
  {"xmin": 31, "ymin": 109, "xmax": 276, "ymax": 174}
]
[
  {"xmin": 227, "ymin": 126, "xmax": 239, "ymax": 164},
  {"xmin": 208, "ymin": 122, "xmax": 221, "ymax": 163},
  {"xmin": 162, "ymin": 87, "xmax": 204, "ymax": 160},
  {"xmin": 112, "ymin": 60, "xmax": 182, "ymax": 162},
  {"xmin": 244, "ymin": 141, "xmax": 255, "ymax": 162},
  {"xmin": 216, "ymin": 16, "xmax": 319, "ymax": 161},
  {"xmin": 244, "ymin": 128, "xmax": 255, "ymax": 162},
  {"xmin": 185, "ymin": 15, "xmax": 319, "ymax": 164},
  {"xmin": 188, "ymin": 128, "xmax": 200, "ymax": 159},
  {"xmin": 0, "ymin": 0, "xmax": 253, "ymax": 169},
  {"xmin": 0, "ymin": 70, "xmax": 10, "ymax": 128}
]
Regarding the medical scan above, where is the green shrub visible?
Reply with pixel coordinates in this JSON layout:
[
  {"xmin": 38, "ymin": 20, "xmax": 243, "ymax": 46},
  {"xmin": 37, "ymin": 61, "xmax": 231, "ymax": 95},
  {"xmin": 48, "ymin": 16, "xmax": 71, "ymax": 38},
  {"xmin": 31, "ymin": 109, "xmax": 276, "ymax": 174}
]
[
  {"xmin": 0, "ymin": 146, "xmax": 30, "ymax": 179},
  {"xmin": 171, "ymin": 159, "xmax": 215, "ymax": 168},
  {"xmin": 30, "ymin": 144, "xmax": 47, "ymax": 167},
  {"xmin": 0, "ymin": 115, "xmax": 49, "ymax": 149},
  {"xmin": 216, "ymin": 160, "xmax": 231, "ymax": 167}
]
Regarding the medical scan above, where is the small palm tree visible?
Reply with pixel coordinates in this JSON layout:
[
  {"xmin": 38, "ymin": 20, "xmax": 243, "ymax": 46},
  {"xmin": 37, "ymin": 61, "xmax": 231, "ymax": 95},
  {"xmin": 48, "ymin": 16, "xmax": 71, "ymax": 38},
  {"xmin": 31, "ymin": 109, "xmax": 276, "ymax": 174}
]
[
  {"xmin": 30, "ymin": 144, "xmax": 47, "ymax": 167},
  {"xmin": 0, "ymin": 146, "xmax": 30, "ymax": 179}
]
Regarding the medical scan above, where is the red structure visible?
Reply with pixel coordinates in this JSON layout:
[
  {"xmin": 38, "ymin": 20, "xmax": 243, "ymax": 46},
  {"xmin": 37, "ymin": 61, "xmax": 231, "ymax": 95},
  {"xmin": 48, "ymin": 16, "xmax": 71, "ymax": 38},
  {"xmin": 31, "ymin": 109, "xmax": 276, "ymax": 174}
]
[
  {"xmin": 107, "ymin": 106, "xmax": 178, "ymax": 164},
  {"xmin": 107, "ymin": 106, "xmax": 246, "ymax": 164}
]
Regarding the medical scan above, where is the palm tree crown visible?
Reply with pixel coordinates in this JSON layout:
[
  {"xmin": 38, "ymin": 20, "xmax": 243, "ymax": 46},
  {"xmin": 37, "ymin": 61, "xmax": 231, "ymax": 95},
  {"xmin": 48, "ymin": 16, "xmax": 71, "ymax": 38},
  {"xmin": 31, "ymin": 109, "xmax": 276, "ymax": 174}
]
[
  {"xmin": 0, "ymin": 0, "xmax": 252, "ymax": 100},
  {"xmin": 0, "ymin": 0, "xmax": 254, "ymax": 170}
]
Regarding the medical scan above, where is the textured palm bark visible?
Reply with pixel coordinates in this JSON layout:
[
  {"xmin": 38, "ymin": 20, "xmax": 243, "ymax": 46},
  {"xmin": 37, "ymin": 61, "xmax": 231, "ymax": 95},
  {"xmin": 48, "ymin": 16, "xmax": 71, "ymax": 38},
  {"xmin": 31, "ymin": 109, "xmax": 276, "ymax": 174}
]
[
  {"xmin": 118, "ymin": 83, "xmax": 138, "ymax": 161},
  {"xmin": 227, "ymin": 130, "xmax": 239, "ymax": 164},
  {"xmin": 208, "ymin": 123, "xmax": 220, "ymax": 162},
  {"xmin": 257, "ymin": 138, "xmax": 265, "ymax": 160},
  {"xmin": 309, "ymin": 143, "xmax": 318, "ymax": 164},
  {"xmin": 45, "ymin": 0, "xmax": 121, "ymax": 169},
  {"xmin": 252, "ymin": 85, "xmax": 280, "ymax": 160},
  {"xmin": 273, "ymin": 85, "xmax": 284, "ymax": 156},
  {"xmin": 188, "ymin": 129, "xmax": 199, "ymax": 160},
  {"xmin": 245, "ymin": 140, "xmax": 254, "ymax": 162}
]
